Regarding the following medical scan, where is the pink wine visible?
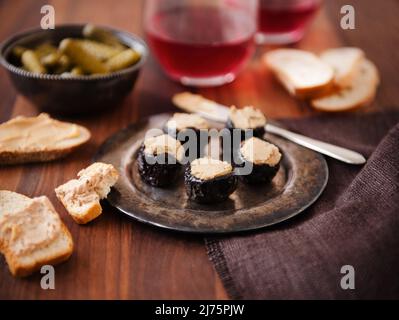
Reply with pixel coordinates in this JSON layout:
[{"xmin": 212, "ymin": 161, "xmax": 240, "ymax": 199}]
[
  {"xmin": 146, "ymin": 6, "xmax": 255, "ymax": 83},
  {"xmin": 259, "ymin": 0, "xmax": 319, "ymax": 35}
]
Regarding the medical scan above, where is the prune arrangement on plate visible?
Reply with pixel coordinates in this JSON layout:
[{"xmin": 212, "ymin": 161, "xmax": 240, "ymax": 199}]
[{"xmin": 137, "ymin": 111, "xmax": 282, "ymax": 204}]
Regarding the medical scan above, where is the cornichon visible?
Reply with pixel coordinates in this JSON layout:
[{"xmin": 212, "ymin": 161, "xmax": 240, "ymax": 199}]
[
  {"xmin": 54, "ymin": 54, "xmax": 71, "ymax": 74},
  {"xmin": 70, "ymin": 66, "xmax": 83, "ymax": 75},
  {"xmin": 12, "ymin": 46, "xmax": 27, "ymax": 58},
  {"xmin": 59, "ymin": 38, "xmax": 109, "ymax": 74},
  {"xmin": 60, "ymin": 66, "xmax": 83, "ymax": 78},
  {"xmin": 106, "ymin": 49, "xmax": 140, "ymax": 71},
  {"xmin": 21, "ymin": 50, "xmax": 46, "ymax": 74},
  {"xmin": 34, "ymin": 43, "xmax": 58, "ymax": 59},
  {"xmin": 41, "ymin": 52, "xmax": 61, "ymax": 67},
  {"xmin": 76, "ymin": 39, "xmax": 123, "ymax": 61},
  {"xmin": 11, "ymin": 24, "xmax": 140, "ymax": 76},
  {"xmin": 82, "ymin": 24, "xmax": 125, "ymax": 50}
]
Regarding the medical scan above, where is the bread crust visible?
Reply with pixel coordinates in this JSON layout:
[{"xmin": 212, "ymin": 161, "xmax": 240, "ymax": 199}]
[
  {"xmin": 288, "ymin": 77, "xmax": 334, "ymax": 99},
  {"xmin": 0, "ymin": 115, "xmax": 90, "ymax": 165},
  {"xmin": 62, "ymin": 200, "xmax": 102, "ymax": 225},
  {"xmin": 0, "ymin": 146, "xmax": 83, "ymax": 165},
  {"xmin": 311, "ymin": 88, "xmax": 377, "ymax": 112}
]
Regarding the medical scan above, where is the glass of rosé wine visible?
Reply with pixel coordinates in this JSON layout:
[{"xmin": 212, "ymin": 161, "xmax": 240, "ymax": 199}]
[
  {"xmin": 256, "ymin": 0, "xmax": 321, "ymax": 45},
  {"xmin": 144, "ymin": 0, "xmax": 258, "ymax": 87}
]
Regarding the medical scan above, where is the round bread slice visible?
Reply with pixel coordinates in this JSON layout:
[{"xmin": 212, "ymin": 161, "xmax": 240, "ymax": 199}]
[
  {"xmin": 0, "ymin": 113, "xmax": 91, "ymax": 165},
  {"xmin": 311, "ymin": 59, "xmax": 379, "ymax": 112},
  {"xmin": 264, "ymin": 49, "xmax": 334, "ymax": 98},
  {"xmin": 320, "ymin": 47, "xmax": 365, "ymax": 88}
]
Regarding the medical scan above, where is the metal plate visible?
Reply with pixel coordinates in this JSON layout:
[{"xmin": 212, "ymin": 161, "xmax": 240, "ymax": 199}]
[{"xmin": 95, "ymin": 114, "xmax": 328, "ymax": 234}]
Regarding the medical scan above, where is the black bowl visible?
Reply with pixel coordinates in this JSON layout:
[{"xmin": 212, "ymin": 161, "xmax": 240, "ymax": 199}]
[{"xmin": 0, "ymin": 24, "xmax": 148, "ymax": 116}]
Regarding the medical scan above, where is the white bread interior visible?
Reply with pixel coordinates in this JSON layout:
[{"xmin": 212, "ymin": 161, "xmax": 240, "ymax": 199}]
[
  {"xmin": 264, "ymin": 49, "xmax": 334, "ymax": 98},
  {"xmin": 55, "ymin": 162, "xmax": 119, "ymax": 224},
  {"xmin": 320, "ymin": 47, "xmax": 365, "ymax": 88}
]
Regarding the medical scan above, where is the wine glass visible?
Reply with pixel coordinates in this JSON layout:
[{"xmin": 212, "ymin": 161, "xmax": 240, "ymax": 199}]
[
  {"xmin": 257, "ymin": 0, "xmax": 321, "ymax": 44},
  {"xmin": 144, "ymin": 0, "xmax": 258, "ymax": 87}
]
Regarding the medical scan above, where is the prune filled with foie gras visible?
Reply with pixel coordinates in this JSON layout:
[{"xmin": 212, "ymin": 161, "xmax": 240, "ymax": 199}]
[
  {"xmin": 226, "ymin": 106, "xmax": 267, "ymax": 140},
  {"xmin": 137, "ymin": 134, "xmax": 184, "ymax": 187},
  {"xmin": 164, "ymin": 113, "xmax": 209, "ymax": 159},
  {"xmin": 238, "ymin": 137, "xmax": 282, "ymax": 184},
  {"xmin": 185, "ymin": 157, "xmax": 238, "ymax": 204}
]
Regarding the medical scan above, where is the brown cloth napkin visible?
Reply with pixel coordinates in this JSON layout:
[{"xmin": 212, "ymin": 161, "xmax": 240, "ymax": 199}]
[{"xmin": 206, "ymin": 111, "xmax": 399, "ymax": 300}]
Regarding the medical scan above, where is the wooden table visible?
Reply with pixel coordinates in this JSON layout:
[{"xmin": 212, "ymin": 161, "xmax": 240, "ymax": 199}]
[{"xmin": 0, "ymin": 0, "xmax": 398, "ymax": 299}]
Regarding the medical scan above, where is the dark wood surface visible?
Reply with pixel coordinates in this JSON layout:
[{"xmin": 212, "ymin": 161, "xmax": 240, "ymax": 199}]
[{"xmin": 0, "ymin": 0, "xmax": 398, "ymax": 299}]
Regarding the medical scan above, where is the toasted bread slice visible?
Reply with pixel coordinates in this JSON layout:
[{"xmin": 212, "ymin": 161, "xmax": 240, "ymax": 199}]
[
  {"xmin": 311, "ymin": 59, "xmax": 379, "ymax": 112},
  {"xmin": 264, "ymin": 49, "xmax": 334, "ymax": 98},
  {"xmin": 0, "ymin": 190, "xmax": 73, "ymax": 277},
  {"xmin": 55, "ymin": 162, "xmax": 119, "ymax": 224},
  {"xmin": 0, "ymin": 113, "xmax": 90, "ymax": 165},
  {"xmin": 320, "ymin": 47, "xmax": 365, "ymax": 87}
]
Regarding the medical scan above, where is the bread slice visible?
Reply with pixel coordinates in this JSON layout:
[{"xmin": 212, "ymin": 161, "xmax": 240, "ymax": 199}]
[
  {"xmin": 0, "ymin": 113, "xmax": 91, "ymax": 165},
  {"xmin": 264, "ymin": 49, "xmax": 334, "ymax": 98},
  {"xmin": 55, "ymin": 162, "xmax": 119, "ymax": 224},
  {"xmin": 0, "ymin": 190, "xmax": 73, "ymax": 277},
  {"xmin": 320, "ymin": 47, "xmax": 365, "ymax": 87},
  {"xmin": 311, "ymin": 59, "xmax": 379, "ymax": 112}
]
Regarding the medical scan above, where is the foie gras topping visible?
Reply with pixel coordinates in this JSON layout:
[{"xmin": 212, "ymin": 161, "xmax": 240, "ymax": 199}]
[
  {"xmin": 229, "ymin": 106, "xmax": 266, "ymax": 129},
  {"xmin": 190, "ymin": 157, "xmax": 232, "ymax": 180},
  {"xmin": 166, "ymin": 113, "xmax": 209, "ymax": 131},
  {"xmin": 0, "ymin": 196, "xmax": 61, "ymax": 256},
  {"xmin": 0, "ymin": 113, "xmax": 90, "ymax": 151},
  {"xmin": 143, "ymin": 134, "xmax": 184, "ymax": 162},
  {"xmin": 240, "ymin": 137, "xmax": 281, "ymax": 166}
]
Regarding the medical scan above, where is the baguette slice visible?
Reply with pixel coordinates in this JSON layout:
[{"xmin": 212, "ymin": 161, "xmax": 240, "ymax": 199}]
[
  {"xmin": 264, "ymin": 49, "xmax": 334, "ymax": 98},
  {"xmin": 0, "ymin": 113, "xmax": 90, "ymax": 165},
  {"xmin": 320, "ymin": 47, "xmax": 365, "ymax": 87},
  {"xmin": 311, "ymin": 59, "xmax": 379, "ymax": 112},
  {"xmin": 0, "ymin": 190, "xmax": 73, "ymax": 277},
  {"xmin": 55, "ymin": 162, "xmax": 119, "ymax": 224}
]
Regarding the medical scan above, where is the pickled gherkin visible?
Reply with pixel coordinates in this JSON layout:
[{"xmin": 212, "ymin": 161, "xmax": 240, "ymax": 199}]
[
  {"xmin": 60, "ymin": 67, "xmax": 83, "ymax": 78},
  {"xmin": 83, "ymin": 24, "xmax": 126, "ymax": 50},
  {"xmin": 53, "ymin": 54, "xmax": 71, "ymax": 74},
  {"xmin": 34, "ymin": 43, "xmax": 58, "ymax": 59},
  {"xmin": 77, "ymin": 39, "xmax": 123, "ymax": 61},
  {"xmin": 106, "ymin": 49, "xmax": 140, "ymax": 71},
  {"xmin": 21, "ymin": 50, "xmax": 46, "ymax": 74},
  {"xmin": 70, "ymin": 66, "xmax": 83, "ymax": 75},
  {"xmin": 41, "ymin": 52, "xmax": 61, "ymax": 67},
  {"xmin": 59, "ymin": 39, "xmax": 109, "ymax": 74},
  {"xmin": 12, "ymin": 46, "xmax": 27, "ymax": 58},
  {"xmin": 10, "ymin": 24, "xmax": 141, "ymax": 76}
]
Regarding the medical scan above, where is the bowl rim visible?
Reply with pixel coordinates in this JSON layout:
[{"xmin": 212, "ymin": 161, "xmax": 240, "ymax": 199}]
[{"xmin": 0, "ymin": 23, "xmax": 149, "ymax": 81}]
